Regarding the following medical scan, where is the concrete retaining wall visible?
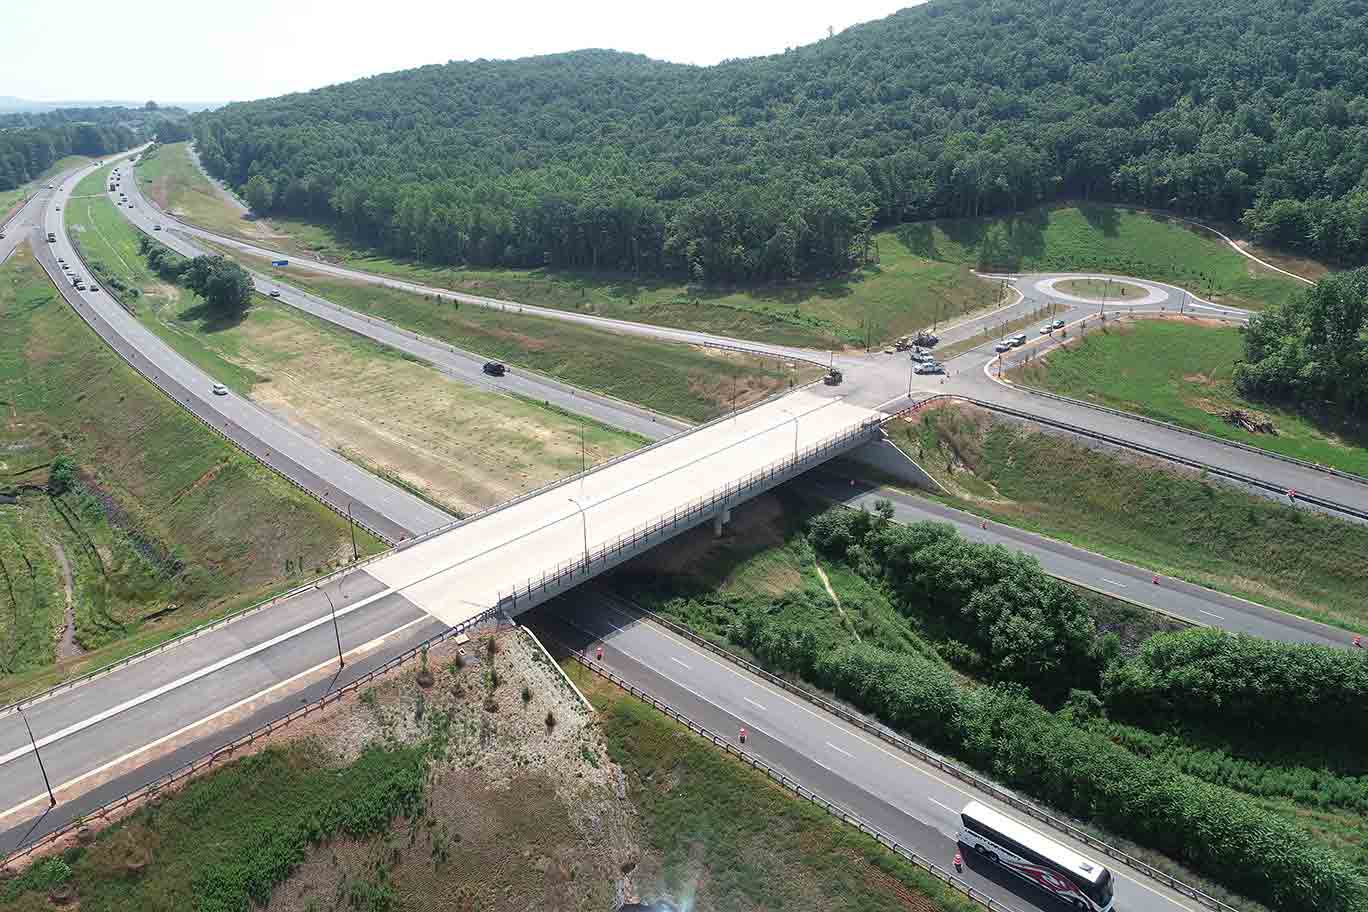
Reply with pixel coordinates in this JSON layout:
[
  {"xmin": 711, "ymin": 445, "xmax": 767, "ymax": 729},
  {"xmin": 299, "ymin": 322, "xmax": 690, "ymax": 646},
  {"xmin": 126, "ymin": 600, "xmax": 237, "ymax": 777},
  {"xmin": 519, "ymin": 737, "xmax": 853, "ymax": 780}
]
[{"xmin": 845, "ymin": 436, "xmax": 948, "ymax": 494}]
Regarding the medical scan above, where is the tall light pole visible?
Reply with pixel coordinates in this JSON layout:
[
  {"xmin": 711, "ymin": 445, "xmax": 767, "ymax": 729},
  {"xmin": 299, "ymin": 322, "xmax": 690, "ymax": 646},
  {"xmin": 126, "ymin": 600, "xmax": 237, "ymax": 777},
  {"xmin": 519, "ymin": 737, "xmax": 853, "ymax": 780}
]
[
  {"xmin": 19, "ymin": 709, "xmax": 56, "ymax": 808},
  {"xmin": 567, "ymin": 497, "xmax": 589, "ymax": 568},
  {"xmin": 346, "ymin": 501, "xmax": 358, "ymax": 562},
  {"xmin": 319, "ymin": 588, "xmax": 345, "ymax": 670}
]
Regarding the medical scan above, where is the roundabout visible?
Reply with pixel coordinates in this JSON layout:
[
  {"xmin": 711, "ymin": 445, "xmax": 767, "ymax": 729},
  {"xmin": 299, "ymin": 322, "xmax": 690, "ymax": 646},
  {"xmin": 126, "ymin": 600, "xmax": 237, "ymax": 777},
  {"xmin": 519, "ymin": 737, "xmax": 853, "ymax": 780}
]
[{"xmin": 1033, "ymin": 274, "xmax": 1170, "ymax": 307}]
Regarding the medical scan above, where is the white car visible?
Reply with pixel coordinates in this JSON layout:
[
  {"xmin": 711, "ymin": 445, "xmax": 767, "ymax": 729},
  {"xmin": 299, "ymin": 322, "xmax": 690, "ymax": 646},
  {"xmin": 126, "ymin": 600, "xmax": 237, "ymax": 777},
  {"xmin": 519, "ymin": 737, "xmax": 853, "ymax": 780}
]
[
  {"xmin": 994, "ymin": 340, "xmax": 1013, "ymax": 353},
  {"xmin": 211, "ymin": 383, "xmax": 229, "ymax": 396}
]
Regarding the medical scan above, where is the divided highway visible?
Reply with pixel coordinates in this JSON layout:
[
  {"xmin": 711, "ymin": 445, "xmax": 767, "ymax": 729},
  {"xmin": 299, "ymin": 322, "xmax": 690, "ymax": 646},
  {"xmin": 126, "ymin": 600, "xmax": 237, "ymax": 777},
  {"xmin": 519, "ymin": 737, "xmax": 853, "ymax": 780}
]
[
  {"xmin": 529, "ymin": 593, "xmax": 1205, "ymax": 912},
  {"xmin": 3, "ymin": 144, "xmax": 1358, "ymax": 912},
  {"xmin": 41, "ymin": 154, "xmax": 452, "ymax": 542},
  {"xmin": 115, "ymin": 168, "xmax": 688, "ymax": 441}
]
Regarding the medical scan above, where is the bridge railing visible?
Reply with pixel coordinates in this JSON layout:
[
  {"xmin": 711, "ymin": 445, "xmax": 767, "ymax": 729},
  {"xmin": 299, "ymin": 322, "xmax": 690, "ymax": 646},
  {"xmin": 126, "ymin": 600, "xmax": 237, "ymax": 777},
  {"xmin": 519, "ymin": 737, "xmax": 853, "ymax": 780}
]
[{"xmin": 496, "ymin": 414, "xmax": 885, "ymax": 611}]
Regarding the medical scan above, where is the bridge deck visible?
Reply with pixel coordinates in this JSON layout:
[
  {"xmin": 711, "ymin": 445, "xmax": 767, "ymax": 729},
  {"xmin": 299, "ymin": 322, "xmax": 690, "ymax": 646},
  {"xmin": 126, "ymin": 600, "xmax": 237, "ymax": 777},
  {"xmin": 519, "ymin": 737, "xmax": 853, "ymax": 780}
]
[{"xmin": 366, "ymin": 390, "xmax": 881, "ymax": 626}]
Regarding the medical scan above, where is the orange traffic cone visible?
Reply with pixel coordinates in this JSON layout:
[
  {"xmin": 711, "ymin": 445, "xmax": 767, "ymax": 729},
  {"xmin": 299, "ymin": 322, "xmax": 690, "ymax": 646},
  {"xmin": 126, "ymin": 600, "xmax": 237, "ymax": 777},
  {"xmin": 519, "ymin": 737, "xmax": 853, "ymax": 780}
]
[
  {"xmin": 739, "ymin": 726, "xmax": 747, "ymax": 744},
  {"xmin": 1152, "ymin": 575, "xmax": 1159, "ymax": 585},
  {"xmin": 1354, "ymin": 634, "xmax": 1362, "ymax": 649},
  {"xmin": 953, "ymin": 850, "xmax": 963, "ymax": 874},
  {"xmin": 595, "ymin": 645, "xmax": 603, "ymax": 661}
]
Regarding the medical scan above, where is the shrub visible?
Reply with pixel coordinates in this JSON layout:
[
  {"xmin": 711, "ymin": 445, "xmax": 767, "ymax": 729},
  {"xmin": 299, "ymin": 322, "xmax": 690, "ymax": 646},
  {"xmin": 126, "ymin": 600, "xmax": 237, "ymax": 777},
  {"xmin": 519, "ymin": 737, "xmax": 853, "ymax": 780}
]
[{"xmin": 1103, "ymin": 628, "xmax": 1368, "ymax": 748}]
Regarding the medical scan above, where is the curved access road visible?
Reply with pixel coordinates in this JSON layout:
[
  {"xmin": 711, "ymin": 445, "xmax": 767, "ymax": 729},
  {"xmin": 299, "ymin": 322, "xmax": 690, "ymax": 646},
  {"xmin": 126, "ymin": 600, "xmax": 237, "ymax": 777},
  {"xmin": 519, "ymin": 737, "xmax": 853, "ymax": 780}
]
[
  {"xmin": 808, "ymin": 478, "xmax": 1351, "ymax": 648},
  {"xmin": 115, "ymin": 171, "xmax": 687, "ymax": 440},
  {"xmin": 40, "ymin": 153, "xmax": 453, "ymax": 542}
]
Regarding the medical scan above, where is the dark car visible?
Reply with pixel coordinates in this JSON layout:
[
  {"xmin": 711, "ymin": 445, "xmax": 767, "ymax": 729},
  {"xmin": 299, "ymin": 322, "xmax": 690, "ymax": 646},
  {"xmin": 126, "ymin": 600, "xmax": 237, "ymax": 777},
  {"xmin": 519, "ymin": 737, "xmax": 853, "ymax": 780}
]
[{"xmin": 482, "ymin": 361, "xmax": 507, "ymax": 377}]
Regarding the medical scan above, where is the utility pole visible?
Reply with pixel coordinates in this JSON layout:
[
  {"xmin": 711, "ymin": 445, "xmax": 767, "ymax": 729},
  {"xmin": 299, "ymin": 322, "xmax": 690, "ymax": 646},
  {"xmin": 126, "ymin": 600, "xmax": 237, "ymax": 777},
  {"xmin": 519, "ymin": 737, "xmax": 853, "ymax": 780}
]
[
  {"xmin": 346, "ymin": 502, "xmax": 358, "ymax": 562},
  {"xmin": 319, "ymin": 588, "xmax": 345, "ymax": 670},
  {"xmin": 19, "ymin": 710, "xmax": 56, "ymax": 808}
]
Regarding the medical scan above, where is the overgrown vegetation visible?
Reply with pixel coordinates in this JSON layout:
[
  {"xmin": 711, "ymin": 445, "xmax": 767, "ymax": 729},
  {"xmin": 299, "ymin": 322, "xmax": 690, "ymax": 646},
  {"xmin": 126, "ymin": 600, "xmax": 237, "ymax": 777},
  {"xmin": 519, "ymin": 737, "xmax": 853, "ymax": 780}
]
[
  {"xmin": 0, "ymin": 245, "xmax": 374, "ymax": 703},
  {"xmin": 615, "ymin": 492, "xmax": 1367, "ymax": 912},
  {"xmin": 0, "ymin": 742, "xmax": 426, "ymax": 912},
  {"xmin": 196, "ymin": 0, "xmax": 1368, "ymax": 276},
  {"xmin": 1239, "ymin": 267, "xmax": 1368, "ymax": 422},
  {"xmin": 889, "ymin": 403, "xmax": 1368, "ymax": 630}
]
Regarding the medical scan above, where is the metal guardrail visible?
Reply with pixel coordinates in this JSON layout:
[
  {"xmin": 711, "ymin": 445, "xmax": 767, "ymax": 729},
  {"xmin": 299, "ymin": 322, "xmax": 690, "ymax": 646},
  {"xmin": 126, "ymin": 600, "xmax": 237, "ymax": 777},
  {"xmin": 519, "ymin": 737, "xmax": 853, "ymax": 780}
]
[
  {"xmin": 563, "ymin": 645, "xmax": 1023, "ymax": 912},
  {"xmin": 1006, "ymin": 377, "xmax": 1368, "ymax": 488},
  {"xmin": 495, "ymin": 415, "xmax": 885, "ymax": 610},
  {"xmin": 609, "ymin": 600, "xmax": 1242, "ymax": 912},
  {"xmin": 901, "ymin": 389, "xmax": 1368, "ymax": 524},
  {"xmin": 0, "ymin": 608, "xmax": 499, "ymax": 870}
]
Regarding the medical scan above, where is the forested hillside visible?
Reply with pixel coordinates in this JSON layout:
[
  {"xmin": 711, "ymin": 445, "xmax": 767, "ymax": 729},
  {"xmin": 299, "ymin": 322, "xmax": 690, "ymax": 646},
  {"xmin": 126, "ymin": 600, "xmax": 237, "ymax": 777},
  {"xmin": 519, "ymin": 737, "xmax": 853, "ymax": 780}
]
[
  {"xmin": 0, "ymin": 104, "xmax": 181, "ymax": 191},
  {"xmin": 194, "ymin": 0, "xmax": 1368, "ymax": 280}
]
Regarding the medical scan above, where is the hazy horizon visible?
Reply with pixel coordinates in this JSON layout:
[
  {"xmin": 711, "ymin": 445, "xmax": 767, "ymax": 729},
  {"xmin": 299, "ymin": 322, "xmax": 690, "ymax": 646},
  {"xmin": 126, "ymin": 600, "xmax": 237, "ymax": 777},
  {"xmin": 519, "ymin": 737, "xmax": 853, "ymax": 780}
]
[{"xmin": 2, "ymin": 0, "xmax": 918, "ymax": 107}]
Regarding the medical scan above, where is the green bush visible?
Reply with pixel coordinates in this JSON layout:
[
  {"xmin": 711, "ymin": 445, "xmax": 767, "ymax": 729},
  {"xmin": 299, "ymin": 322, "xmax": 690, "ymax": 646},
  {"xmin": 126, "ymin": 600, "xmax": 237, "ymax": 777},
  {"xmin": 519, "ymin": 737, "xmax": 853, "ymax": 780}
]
[
  {"xmin": 810, "ymin": 509, "xmax": 1104, "ymax": 699},
  {"xmin": 799, "ymin": 506, "xmax": 1367, "ymax": 912},
  {"xmin": 1102, "ymin": 628, "xmax": 1368, "ymax": 749}
]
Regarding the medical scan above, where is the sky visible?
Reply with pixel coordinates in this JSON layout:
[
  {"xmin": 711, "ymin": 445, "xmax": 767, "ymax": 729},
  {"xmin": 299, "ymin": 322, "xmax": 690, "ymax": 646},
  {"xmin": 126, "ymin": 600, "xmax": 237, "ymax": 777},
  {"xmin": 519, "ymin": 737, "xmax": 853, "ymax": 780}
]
[{"xmin": 2, "ymin": 0, "xmax": 917, "ymax": 106}]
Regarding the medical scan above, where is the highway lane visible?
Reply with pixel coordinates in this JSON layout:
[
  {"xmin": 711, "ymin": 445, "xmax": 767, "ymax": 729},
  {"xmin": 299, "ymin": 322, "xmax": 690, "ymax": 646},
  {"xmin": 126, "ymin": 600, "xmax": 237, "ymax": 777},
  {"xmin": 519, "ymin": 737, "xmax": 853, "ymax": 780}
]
[
  {"xmin": 0, "ymin": 567, "xmax": 441, "ymax": 840},
  {"xmin": 807, "ymin": 477, "xmax": 1352, "ymax": 648},
  {"xmin": 529, "ymin": 593, "xmax": 1203, "ymax": 912},
  {"xmin": 114, "ymin": 169, "xmax": 688, "ymax": 441},
  {"xmin": 135, "ymin": 162, "xmax": 1368, "ymax": 517},
  {"xmin": 43, "ymin": 155, "xmax": 453, "ymax": 542}
]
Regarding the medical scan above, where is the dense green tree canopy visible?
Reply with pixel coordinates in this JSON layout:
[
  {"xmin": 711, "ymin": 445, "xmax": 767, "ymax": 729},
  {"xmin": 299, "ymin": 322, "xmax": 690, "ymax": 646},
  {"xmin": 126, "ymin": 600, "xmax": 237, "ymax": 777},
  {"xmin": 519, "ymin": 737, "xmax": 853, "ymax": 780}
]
[
  {"xmin": 181, "ymin": 255, "xmax": 254, "ymax": 317},
  {"xmin": 0, "ymin": 122, "xmax": 136, "ymax": 191},
  {"xmin": 194, "ymin": 0, "xmax": 1368, "ymax": 279},
  {"xmin": 1238, "ymin": 266, "xmax": 1368, "ymax": 417}
]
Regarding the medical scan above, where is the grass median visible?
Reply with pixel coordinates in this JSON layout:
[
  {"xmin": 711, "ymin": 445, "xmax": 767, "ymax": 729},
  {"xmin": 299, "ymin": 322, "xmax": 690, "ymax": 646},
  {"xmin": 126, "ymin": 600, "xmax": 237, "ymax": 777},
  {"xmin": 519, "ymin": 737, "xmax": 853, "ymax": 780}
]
[{"xmin": 68, "ymin": 184, "xmax": 652, "ymax": 515}]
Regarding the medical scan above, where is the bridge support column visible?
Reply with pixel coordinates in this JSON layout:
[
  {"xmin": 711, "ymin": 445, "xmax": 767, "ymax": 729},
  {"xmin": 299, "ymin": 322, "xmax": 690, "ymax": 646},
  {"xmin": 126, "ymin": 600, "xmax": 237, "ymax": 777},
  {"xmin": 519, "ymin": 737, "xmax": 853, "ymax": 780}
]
[{"xmin": 712, "ymin": 508, "xmax": 731, "ymax": 538}]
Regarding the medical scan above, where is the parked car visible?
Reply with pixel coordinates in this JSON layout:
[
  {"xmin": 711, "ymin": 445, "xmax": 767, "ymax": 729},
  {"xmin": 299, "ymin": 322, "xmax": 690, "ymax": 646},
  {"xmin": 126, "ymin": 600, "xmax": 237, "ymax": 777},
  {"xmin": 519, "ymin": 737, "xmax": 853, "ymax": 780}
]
[
  {"xmin": 1011, "ymin": 333, "xmax": 1027, "ymax": 347},
  {"xmin": 483, "ymin": 361, "xmax": 507, "ymax": 377},
  {"xmin": 911, "ymin": 350, "xmax": 931, "ymax": 362},
  {"xmin": 1040, "ymin": 324, "xmax": 1054, "ymax": 335},
  {"xmin": 1050, "ymin": 319, "xmax": 1066, "ymax": 330},
  {"xmin": 914, "ymin": 362, "xmax": 945, "ymax": 375},
  {"xmin": 211, "ymin": 383, "xmax": 228, "ymax": 396},
  {"xmin": 994, "ymin": 340, "xmax": 1013, "ymax": 353},
  {"xmin": 823, "ymin": 369, "xmax": 843, "ymax": 386},
  {"xmin": 913, "ymin": 330, "xmax": 939, "ymax": 347},
  {"xmin": 154, "ymin": 225, "xmax": 162, "ymax": 231},
  {"xmin": 883, "ymin": 346, "xmax": 896, "ymax": 355},
  {"xmin": 268, "ymin": 290, "xmax": 281, "ymax": 298}
]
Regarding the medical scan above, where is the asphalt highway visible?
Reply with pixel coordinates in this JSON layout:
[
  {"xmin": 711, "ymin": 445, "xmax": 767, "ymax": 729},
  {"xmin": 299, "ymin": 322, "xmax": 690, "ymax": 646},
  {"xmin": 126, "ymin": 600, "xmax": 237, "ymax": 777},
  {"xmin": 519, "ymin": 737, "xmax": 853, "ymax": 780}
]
[
  {"xmin": 42, "ymin": 154, "xmax": 453, "ymax": 542},
  {"xmin": 1, "ymin": 147, "xmax": 1355, "ymax": 912},
  {"xmin": 138, "ymin": 153, "xmax": 1368, "ymax": 520},
  {"xmin": 115, "ymin": 170, "xmax": 688, "ymax": 441},
  {"xmin": 528, "ymin": 593, "xmax": 1204, "ymax": 912},
  {"xmin": 807, "ymin": 478, "xmax": 1351, "ymax": 648}
]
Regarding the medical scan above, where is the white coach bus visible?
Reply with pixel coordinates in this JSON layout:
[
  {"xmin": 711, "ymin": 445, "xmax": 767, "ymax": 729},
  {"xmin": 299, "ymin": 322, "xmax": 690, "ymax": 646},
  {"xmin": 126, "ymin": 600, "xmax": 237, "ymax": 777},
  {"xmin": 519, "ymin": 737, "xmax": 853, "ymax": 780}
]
[{"xmin": 958, "ymin": 801, "xmax": 1115, "ymax": 911}]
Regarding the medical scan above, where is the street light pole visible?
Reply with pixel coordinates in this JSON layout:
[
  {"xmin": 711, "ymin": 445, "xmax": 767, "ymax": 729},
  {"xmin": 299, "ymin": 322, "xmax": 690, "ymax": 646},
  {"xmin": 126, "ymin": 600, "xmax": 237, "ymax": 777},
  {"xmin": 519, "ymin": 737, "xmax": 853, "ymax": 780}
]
[
  {"xmin": 19, "ymin": 710, "xmax": 56, "ymax": 808},
  {"xmin": 319, "ymin": 588, "xmax": 345, "ymax": 670},
  {"xmin": 346, "ymin": 502, "xmax": 358, "ymax": 563},
  {"xmin": 567, "ymin": 497, "xmax": 589, "ymax": 567}
]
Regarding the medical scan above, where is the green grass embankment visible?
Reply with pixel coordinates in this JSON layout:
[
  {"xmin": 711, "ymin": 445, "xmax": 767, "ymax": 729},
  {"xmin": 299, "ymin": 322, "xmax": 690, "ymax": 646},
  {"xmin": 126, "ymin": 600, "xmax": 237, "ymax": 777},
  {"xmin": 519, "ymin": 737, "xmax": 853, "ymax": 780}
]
[
  {"xmin": 1008, "ymin": 318, "xmax": 1368, "ymax": 476},
  {"xmin": 888, "ymin": 402, "xmax": 1368, "ymax": 631},
  {"xmin": 0, "ymin": 245, "xmax": 377, "ymax": 704}
]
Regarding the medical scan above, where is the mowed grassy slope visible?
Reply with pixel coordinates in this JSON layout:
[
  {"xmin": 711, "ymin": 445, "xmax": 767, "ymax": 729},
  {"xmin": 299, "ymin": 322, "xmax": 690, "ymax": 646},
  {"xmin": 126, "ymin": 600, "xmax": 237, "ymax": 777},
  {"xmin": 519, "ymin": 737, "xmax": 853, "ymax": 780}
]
[
  {"xmin": 1009, "ymin": 318, "xmax": 1368, "ymax": 477},
  {"xmin": 135, "ymin": 141, "xmax": 254, "ymax": 238},
  {"xmin": 0, "ymin": 246, "xmax": 377, "ymax": 703},
  {"xmin": 898, "ymin": 204, "xmax": 1308, "ymax": 311},
  {"xmin": 223, "ymin": 244, "xmax": 810, "ymax": 424},
  {"xmin": 889, "ymin": 404, "xmax": 1368, "ymax": 631},
  {"xmin": 71, "ymin": 176, "xmax": 649, "ymax": 513}
]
